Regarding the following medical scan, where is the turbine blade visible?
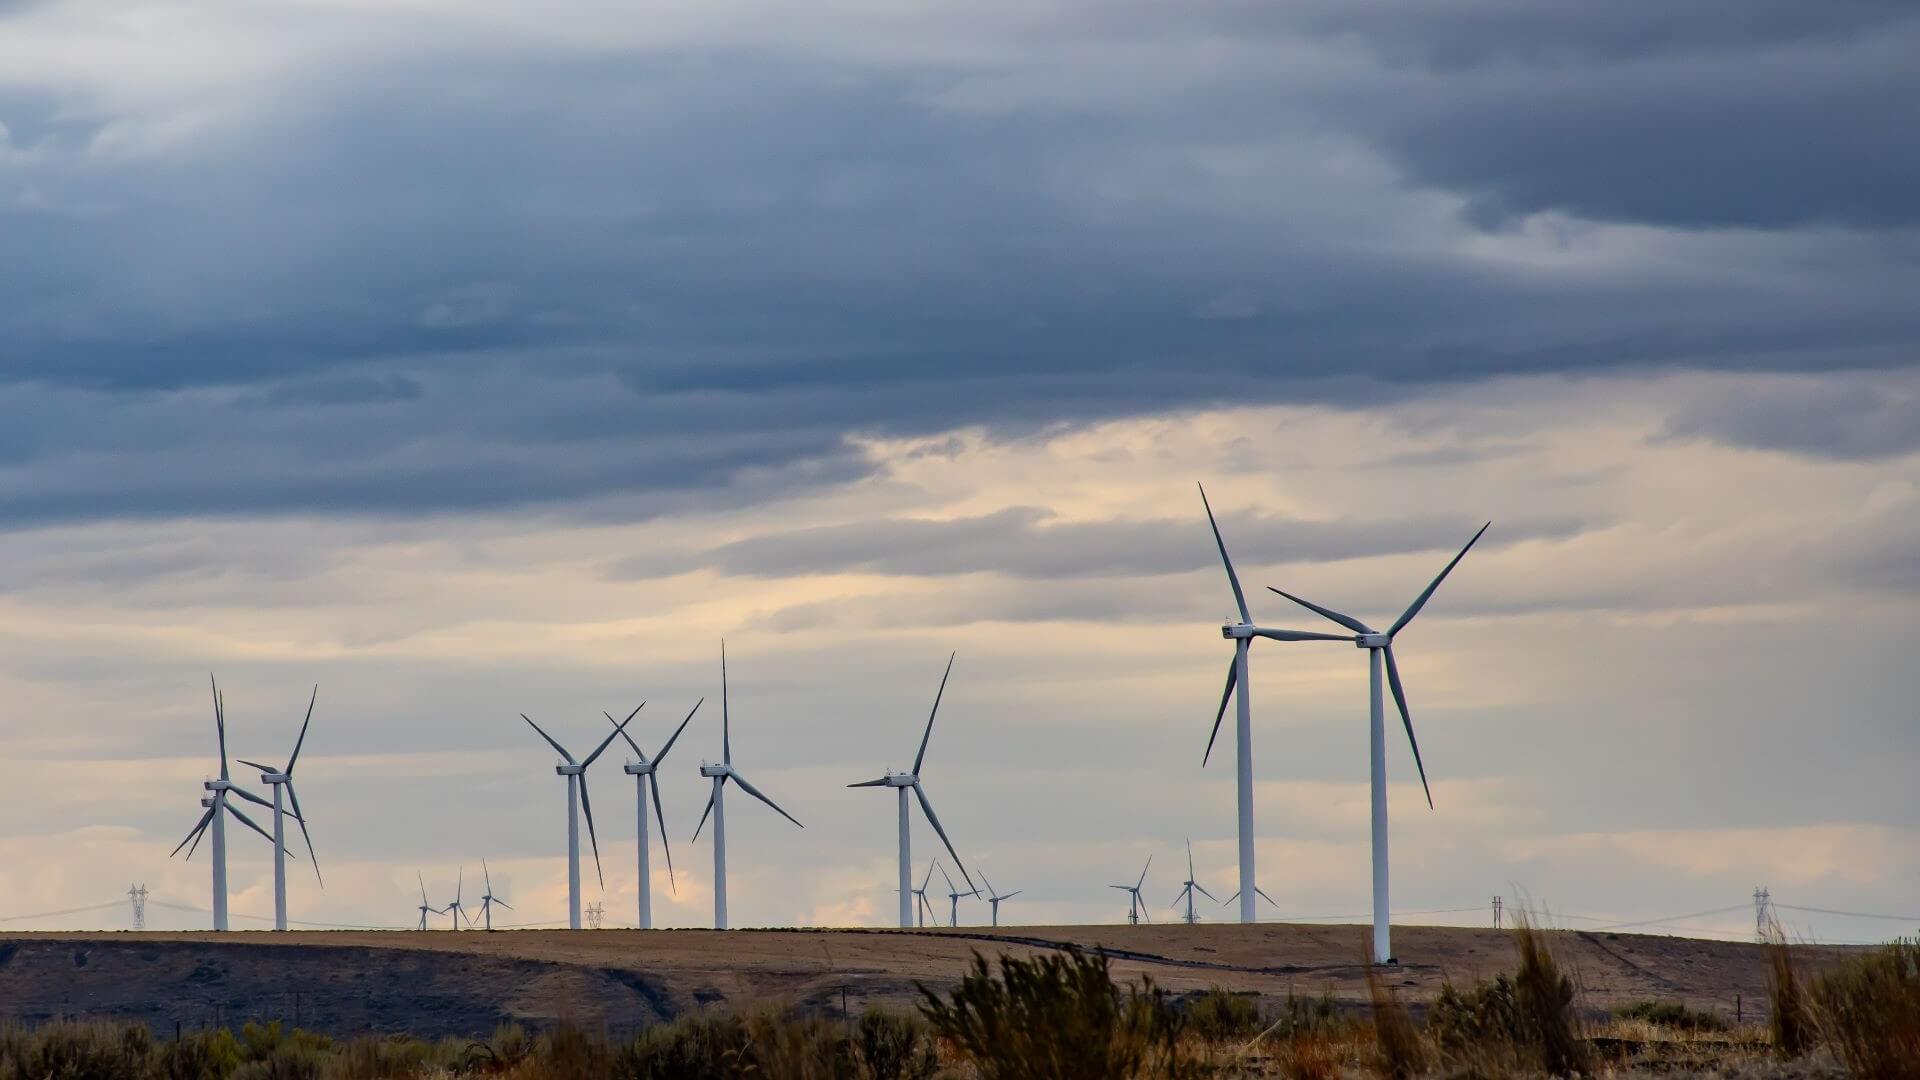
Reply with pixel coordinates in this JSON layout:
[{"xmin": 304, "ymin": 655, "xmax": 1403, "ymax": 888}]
[
  {"xmin": 288, "ymin": 685, "xmax": 317, "ymax": 773},
  {"xmin": 1195, "ymin": 884, "xmax": 1220, "ymax": 903},
  {"xmin": 1136, "ymin": 854, "xmax": 1152, "ymax": 890},
  {"xmin": 730, "ymin": 771, "xmax": 802, "ymax": 829},
  {"xmin": 419, "ymin": 871, "xmax": 429, "ymax": 905},
  {"xmin": 521, "ymin": 714, "xmax": 576, "ymax": 765},
  {"xmin": 1204, "ymin": 654, "xmax": 1237, "ymax": 767},
  {"xmin": 691, "ymin": 788, "xmax": 716, "ymax": 842},
  {"xmin": 1255, "ymin": 887, "xmax": 1277, "ymax": 908},
  {"xmin": 456, "ymin": 866, "xmax": 464, "ymax": 904},
  {"xmin": 495, "ymin": 898, "xmax": 513, "ymax": 910},
  {"xmin": 483, "ymin": 859, "xmax": 493, "ymax": 895},
  {"xmin": 212, "ymin": 675, "xmax": 230, "ymax": 782},
  {"xmin": 847, "ymin": 777, "xmax": 892, "ymax": 788},
  {"xmin": 720, "ymin": 641, "xmax": 731, "ymax": 766},
  {"xmin": 937, "ymin": 863, "xmax": 956, "ymax": 892},
  {"xmin": 1002, "ymin": 891, "xmax": 1021, "ymax": 900},
  {"xmin": 921, "ymin": 863, "xmax": 936, "ymax": 890},
  {"xmin": 1186, "ymin": 838, "xmax": 1194, "ymax": 880},
  {"xmin": 286, "ymin": 781, "xmax": 322, "ymax": 886},
  {"xmin": 608, "ymin": 703, "xmax": 647, "ymax": 760},
  {"xmin": 1391, "ymin": 522, "xmax": 1490, "ymax": 637},
  {"xmin": 230, "ymin": 785, "xmax": 275, "ymax": 811},
  {"xmin": 235, "ymin": 759, "xmax": 274, "ymax": 773},
  {"xmin": 654, "ymin": 699, "xmax": 700, "ymax": 766},
  {"xmin": 1383, "ymin": 646, "xmax": 1434, "ymax": 809},
  {"xmin": 1265, "ymin": 588, "xmax": 1371, "ymax": 635},
  {"xmin": 1198, "ymin": 483, "xmax": 1250, "ymax": 624},
  {"xmin": 171, "ymin": 806, "xmax": 215, "ymax": 858},
  {"xmin": 584, "ymin": 705, "xmax": 639, "ymax": 768},
  {"xmin": 1250, "ymin": 628, "xmax": 1356, "ymax": 643},
  {"xmin": 578, "ymin": 777, "xmax": 605, "ymax": 887},
  {"xmin": 224, "ymin": 801, "xmax": 279, "ymax": 847},
  {"xmin": 913, "ymin": 652, "xmax": 956, "ymax": 776},
  {"xmin": 650, "ymin": 773, "xmax": 675, "ymax": 893}
]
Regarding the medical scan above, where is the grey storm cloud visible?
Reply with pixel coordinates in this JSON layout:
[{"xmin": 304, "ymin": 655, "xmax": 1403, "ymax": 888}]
[
  {"xmin": 0, "ymin": 3, "xmax": 1915, "ymax": 524},
  {"xmin": 1662, "ymin": 378, "xmax": 1920, "ymax": 460},
  {"xmin": 616, "ymin": 507, "xmax": 1590, "ymax": 582}
]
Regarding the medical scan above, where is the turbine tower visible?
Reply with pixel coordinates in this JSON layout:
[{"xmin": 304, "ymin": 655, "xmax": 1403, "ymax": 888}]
[
  {"xmin": 1110, "ymin": 855, "xmax": 1152, "ymax": 925},
  {"xmin": 611, "ymin": 699, "xmax": 701, "ymax": 929},
  {"xmin": 848, "ymin": 652, "xmax": 975, "ymax": 927},
  {"xmin": 1199, "ymin": 485, "xmax": 1352, "ymax": 924},
  {"xmin": 939, "ymin": 862, "xmax": 977, "ymax": 927},
  {"xmin": 415, "ymin": 872, "xmax": 444, "ymax": 930},
  {"xmin": 475, "ymin": 860, "xmax": 511, "ymax": 931},
  {"xmin": 170, "ymin": 676, "xmax": 287, "ymax": 930},
  {"xmin": 1266, "ymin": 522, "xmax": 1489, "ymax": 963},
  {"xmin": 1171, "ymin": 840, "xmax": 1217, "ymax": 924},
  {"xmin": 521, "ymin": 710, "xmax": 635, "ymax": 930},
  {"xmin": 236, "ymin": 685, "xmax": 321, "ymax": 932},
  {"xmin": 981, "ymin": 873, "xmax": 1021, "ymax": 927},
  {"xmin": 692, "ymin": 642, "xmax": 803, "ymax": 929}
]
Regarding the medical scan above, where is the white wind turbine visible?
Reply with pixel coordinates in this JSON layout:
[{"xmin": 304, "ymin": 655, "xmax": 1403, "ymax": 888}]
[
  {"xmin": 1265, "ymin": 522, "xmax": 1490, "ymax": 963},
  {"xmin": 1110, "ymin": 855, "xmax": 1152, "ymax": 925},
  {"xmin": 1198, "ymin": 485, "xmax": 1354, "ymax": 924},
  {"xmin": 610, "ymin": 699, "xmax": 701, "ymax": 929},
  {"xmin": 691, "ymin": 643, "xmax": 803, "ymax": 929},
  {"xmin": 474, "ymin": 860, "xmax": 511, "ymax": 930},
  {"xmin": 847, "ymin": 653, "xmax": 974, "ymax": 927},
  {"xmin": 171, "ymin": 676, "xmax": 291, "ymax": 930},
  {"xmin": 939, "ymin": 863, "xmax": 977, "ymax": 927},
  {"xmin": 1170, "ymin": 840, "xmax": 1218, "ymax": 924},
  {"xmin": 909, "ymin": 862, "xmax": 938, "ymax": 927},
  {"xmin": 981, "ymin": 873, "xmax": 1021, "ymax": 927},
  {"xmin": 521, "ymin": 710, "xmax": 636, "ymax": 930},
  {"xmin": 236, "ymin": 686, "xmax": 320, "ymax": 932},
  {"xmin": 415, "ymin": 871, "xmax": 445, "ymax": 930},
  {"xmin": 445, "ymin": 867, "xmax": 470, "ymax": 929}
]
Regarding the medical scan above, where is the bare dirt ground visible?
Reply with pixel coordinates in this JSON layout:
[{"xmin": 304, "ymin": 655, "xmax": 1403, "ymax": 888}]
[{"xmin": 0, "ymin": 924, "xmax": 1862, "ymax": 1039}]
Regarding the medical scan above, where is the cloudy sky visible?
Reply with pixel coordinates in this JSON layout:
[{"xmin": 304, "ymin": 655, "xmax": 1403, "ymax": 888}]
[{"xmin": 2, "ymin": 1, "xmax": 1915, "ymax": 941}]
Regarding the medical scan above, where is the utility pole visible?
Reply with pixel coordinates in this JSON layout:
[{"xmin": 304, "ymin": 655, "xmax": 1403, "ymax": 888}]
[
  {"xmin": 1753, "ymin": 887, "xmax": 1773, "ymax": 943},
  {"xmin": 1491, "ymin": 895, "xmax": 1502, "ymax": 929},
  {"xmin": 129, "ymin": 884, "xmax": 149, "ymax": 930}
]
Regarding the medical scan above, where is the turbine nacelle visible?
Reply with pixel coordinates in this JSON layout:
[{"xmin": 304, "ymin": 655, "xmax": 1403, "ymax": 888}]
[
  {"xmin": 256, "ymin": 770, "xmax": 291, "ymax": 784},
  {"xmin": 1355, "ymin": 632, "xmax": 1390, "ymax": 649},
  {"xmin": 623, "ymin": 760, "xmax": 657, "ymax": 776},
  {"xmin": 555, "ymin": 763, "xmax": 585, "ymax": 776},
  {"xmin": 881, "ymin": 772, "xmax": 916, "ymax": 787},
  {"xmin": 700, "ymin": 762, "xmax": 730, "ymax": 778},
  {"xmin": 204, "ymin": 779, "xmax": 233, "ymax": 792},
  {"xmin": 1221, "ymin": 622, "xmax": 1255, "ymax": 639}
]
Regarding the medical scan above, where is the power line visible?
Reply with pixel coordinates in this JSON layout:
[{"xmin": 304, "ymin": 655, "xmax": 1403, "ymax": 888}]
[
  {"xmin": 1775, "ymin": 903, "xmax": 1920, "ymax": 924},
  {"xmin": 0, "ymin": 900, "xmax": 126, "ymax": 923}
]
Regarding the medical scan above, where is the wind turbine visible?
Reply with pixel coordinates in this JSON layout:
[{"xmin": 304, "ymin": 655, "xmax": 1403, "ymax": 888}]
[
  {"xmin": 170, "ymin": 676, "xmax": 288, "ymax": 930},
  {"xmin": 236, "ymin": 685, "xmax": 321, "ymax": 932},
  {"xmin": 1198, "ymin": 485, "xmax": 1353, "ymax": 924},
  {"xmin": 1170, "ymin": 840, "xmax": 1218, "ymax": 924},
  {"xmin": 981, "ymin": 873, "xmax": 1021, "ymax": 927},
  {"xmin": 909, "ymin": 862, "xmax": 938, "ymax": 927},
  {"xmin": 415, "ymin": 872, "xmax": 445, "ymax": 930},
  {"xmin": 611, "ymin": 699, "xmax": 701, "ymax": 929},
  {"xmin": 445, "ymin": 867, "xmax": 470, "ymax": 929},
  {"xmin": 1265, "ymin": 522, "xmax": 1490, "ymax": 963},
  {"xmin": 521, "ymin": 710, "xmax": 635, "ymax": 930},
  {"xmin": 848, "ymin": 652, "xmax": 975, "ymax": 927},
  {"xmin": 475, "ymin": 860, "xmax": 511, "ymax": 931},
  {"xmin": 939, "ymin": 862, "xmax": 977, "ymax": 927},
  {"xmin": 1110, "ymin": 855, "xmax": 1152, "ymax": 925},
  {"xmin": 692, "ymin": 642, "xmax": 803, "ymax": 929}
]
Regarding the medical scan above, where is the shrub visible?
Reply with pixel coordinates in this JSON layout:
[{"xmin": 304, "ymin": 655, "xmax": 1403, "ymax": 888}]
[
  {"xmin": 1364, "ymin": 964, "xmax": 1424, "ymax": 1080},
  {"xmin": 848, "ymin": 1010, "xmax": 939, "ymax": 1080},
  {"xmin": 1512, "ymin": 915, "xmax": 1589, "ymax": 1076},
  {"xmin": 1181, "ymin": 989, "xmax": 1262, "ymax": 1042},
  {"xmin": 1613, "ymin": 999, "xmax": 1727, "ymax": 1032},
  {"xmin": 919, "ymin": 948, "xmax": 1188, "ymax": 1079},
  {"xmin": 1812, "ymin": 936, "xmax": 1920, "ymax": 1080},
  {"xmin": 615, "ymin": 1012, "xmax": 754, "ymax": 1080},
  {"xmin": 1768, "ymin": 938, "xmax": 1813, "ymax": 1057}
]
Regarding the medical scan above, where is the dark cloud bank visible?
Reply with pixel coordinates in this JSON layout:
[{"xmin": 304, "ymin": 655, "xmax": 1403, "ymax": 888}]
[{"xmin": 0, "ymin": 2, "xmax": 1916, "ymax": 526}]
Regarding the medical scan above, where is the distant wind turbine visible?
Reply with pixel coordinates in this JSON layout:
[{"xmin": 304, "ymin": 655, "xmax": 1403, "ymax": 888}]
[
  {"xmin": 475, "ymin": 860, "xmax": 511, "ymax": 931},
  {"xmin": 521, "ymin": 709, "xmax": 635, "ymax": 930},
  {"xmin": 981, "ymin": 873, "xmax": 1021, "ymax": 927},
  {"xmin": 848, "ymin": 652, "xmax": 974, "ymax": 927},
  {"xmin": 939, "ymin": 862, "xmax": 977, "ymax": 927},
  {"xmin": 415, "ymin": 872, "xmax": 445, "ymax": 930},
  {"xmin": 692, "ymin": 642, "xmax": 803, "ymax": 929},
  {"xmin": 1198, "ymin": 485, "xmax": 1353, "ymax": 924},
  {"xmin": 236, "ymin": 685, "xmax": 321, "ymax": 932},
  {"xmin": 170, "ymin": 676, "xmax": 290, "ymax": 931},
  {"xmin": 1110, "ymin": 855, "xmax": 1152, "ymax": 925},
  {"xmin": 612, "ymin": 699, "xmax": 700, "ymax": 929},
  {"xmin": 445, "ymin": 867, "xmax": 470, "ymax": 929},
  {"xmin": 1265, "ymin": 522, "xmax": 1489, "ymax": 963},
  {"xmin": 909, "ymin": 862, "xmax": 938, "ymax": 927},
  {"xmin": 1170, "ymin": 840, "xmax": 1218, "ymax": 924}
]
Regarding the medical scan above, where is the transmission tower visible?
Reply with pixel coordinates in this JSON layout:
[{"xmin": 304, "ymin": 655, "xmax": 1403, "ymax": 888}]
[
  {"xmin": 1492, "ymin": 895, "xmax": 1503, "ymax": 929},
  {"xmin": 1753, "ymin": 886, "xmax": 1774, "ymax": 942},
  {"xmin": 128, "ymin": 884, "xmax": 149, "ymax": 930},
  {"xmin": 585, "ymin": 901, "xmax": 604, "ymax": 930}
]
